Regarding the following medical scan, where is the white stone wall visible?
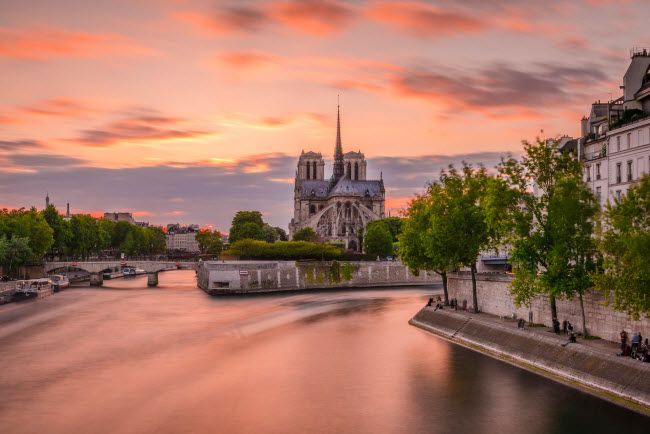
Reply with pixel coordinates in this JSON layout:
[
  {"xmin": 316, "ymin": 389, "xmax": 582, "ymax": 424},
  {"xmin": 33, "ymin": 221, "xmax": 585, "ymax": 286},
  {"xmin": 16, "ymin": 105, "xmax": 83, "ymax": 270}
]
[{"xmin": 447, "ymin": 273, "xmax": 650, "ymax": 344}]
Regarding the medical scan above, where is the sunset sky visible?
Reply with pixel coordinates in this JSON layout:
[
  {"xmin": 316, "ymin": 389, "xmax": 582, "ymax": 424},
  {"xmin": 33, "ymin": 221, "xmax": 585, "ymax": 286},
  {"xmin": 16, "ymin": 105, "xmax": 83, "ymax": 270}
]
[{"xmin": 1, "ymin": 0, "xmax": 648, "ymax": 233}]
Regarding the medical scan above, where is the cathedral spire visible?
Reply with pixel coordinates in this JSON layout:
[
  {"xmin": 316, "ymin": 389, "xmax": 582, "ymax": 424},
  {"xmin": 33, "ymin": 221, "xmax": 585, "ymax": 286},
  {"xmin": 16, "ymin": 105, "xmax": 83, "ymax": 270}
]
[{"xmin": 332, "ymin": 101, "xmax": 345, "ymax": 182}]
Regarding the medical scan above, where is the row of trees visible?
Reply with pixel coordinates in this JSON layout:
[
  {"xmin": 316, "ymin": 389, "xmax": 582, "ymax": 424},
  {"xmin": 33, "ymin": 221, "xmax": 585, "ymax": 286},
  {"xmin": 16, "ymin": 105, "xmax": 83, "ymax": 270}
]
[
  {"xmin": 0, "ymin": 205, "xmax": 167, "ymax": 275},
  {"xmin": 400, "ymin": 138, "xmax": 649, "ymax": 329}
]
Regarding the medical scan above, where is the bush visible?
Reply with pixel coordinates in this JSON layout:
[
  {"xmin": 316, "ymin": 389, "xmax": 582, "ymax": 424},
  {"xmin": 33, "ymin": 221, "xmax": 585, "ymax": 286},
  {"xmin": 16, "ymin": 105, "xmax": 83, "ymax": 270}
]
[
  {"xmin": 292, "ymin": 227, "xmax": 318, "ymax": 242},
  {"xmin": 225, "ymin": 239, "xmax": 343, "ymax": 260}
]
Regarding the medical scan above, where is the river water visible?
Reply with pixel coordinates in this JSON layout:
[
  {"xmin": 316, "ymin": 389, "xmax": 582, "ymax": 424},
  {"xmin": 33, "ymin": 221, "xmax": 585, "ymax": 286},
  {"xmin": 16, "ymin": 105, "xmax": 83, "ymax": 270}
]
[{"xmin": 0, "ymin": 271, "xmax": 647, "ymax": 433}]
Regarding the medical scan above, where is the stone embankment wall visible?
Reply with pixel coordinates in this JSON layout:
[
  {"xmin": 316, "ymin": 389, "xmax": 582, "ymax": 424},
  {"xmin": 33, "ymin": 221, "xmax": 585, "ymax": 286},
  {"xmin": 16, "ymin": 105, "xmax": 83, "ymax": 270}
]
[
  {"xmin": 411, "ymin": 308, "xmax": 650, "ymax": 410},
  {"xmin": 198, "ymin": 261, "xmax": 440, "ymax": 295},
  {"xmin": 447, "ymin": 272, "xmax": 649, "ymax": 344}
]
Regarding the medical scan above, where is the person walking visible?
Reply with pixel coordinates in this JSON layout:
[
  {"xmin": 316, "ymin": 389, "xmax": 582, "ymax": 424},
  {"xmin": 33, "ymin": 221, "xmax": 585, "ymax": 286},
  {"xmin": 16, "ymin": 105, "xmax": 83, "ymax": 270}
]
[
  {"xmin": 552, "ymin": 318, "xmax": 560, "ymax": 335},
  {"xmin": 567, "ymin": 321, "xmax": 573, "ymax": 334},
  {"xmin": 562, "ymin": 320, "xmax": 568, "ymax": 335}
]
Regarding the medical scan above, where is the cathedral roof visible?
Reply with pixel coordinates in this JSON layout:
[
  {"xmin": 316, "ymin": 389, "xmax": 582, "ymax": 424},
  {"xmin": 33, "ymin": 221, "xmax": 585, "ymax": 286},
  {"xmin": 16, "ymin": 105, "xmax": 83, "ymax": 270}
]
[
  {"xmin": 330, "ymin": 177, "xmax": 383, "ymax": 197},
  {"xmin": 300, "ymin": 180, "xmax": 330, "ymax": 197}
]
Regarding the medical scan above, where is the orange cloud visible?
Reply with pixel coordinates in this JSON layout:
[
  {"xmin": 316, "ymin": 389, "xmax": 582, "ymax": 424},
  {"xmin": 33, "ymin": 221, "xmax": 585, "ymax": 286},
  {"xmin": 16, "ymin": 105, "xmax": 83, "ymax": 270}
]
[
  {"xmin": 244, "ymin": 162, "xmax": 271, "ymax": 173},
  {"xmin": 132, "ymin": 211, "xmax": 153, "ymax": 217},
  {"xmin": 367, "ymin": 1, "xmax": 484, "ymax": 38},
  {"xmin": 270, "ymin": 0, "xmax": 356, "ymax": 35},
  {"xmin": 164, "ymin": 211, "xmax": 185, "ymax": 215},
  {"xmin": 0, "ymin": 26, "xmax": 158, "ymax": 60},
  {"xmin": 219, "ymin": 50, "xmax": 281, "ymax": 69}
]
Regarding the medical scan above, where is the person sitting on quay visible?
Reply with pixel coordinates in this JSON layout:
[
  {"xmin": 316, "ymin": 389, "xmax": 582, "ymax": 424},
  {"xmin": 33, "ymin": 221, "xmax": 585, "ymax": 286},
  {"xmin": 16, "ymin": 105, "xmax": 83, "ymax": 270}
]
[
  {"xmin": 617, "ymin": 346, "xmax": 632, "ymax": 357},
  {"xmin": 434, "ymin": 302, "xmax": 443, "ymax": 312},
  {"xmin": 567, "ymin": 321, "xmax": 573, "ymax": 334},
  {"xmin": 561, "ymin": 333, "xmax": 577, "ymax": 347},
  {"xmin": 427, "ymin": 298, "xmax": 433, "ymax": 307},
  {"xmin": 517, "ymin": 318, "xmax": 526, "ymax": 329},
  {"xmin": 631, "ymin": 332, "xmax": 641, "ymax": 351}
]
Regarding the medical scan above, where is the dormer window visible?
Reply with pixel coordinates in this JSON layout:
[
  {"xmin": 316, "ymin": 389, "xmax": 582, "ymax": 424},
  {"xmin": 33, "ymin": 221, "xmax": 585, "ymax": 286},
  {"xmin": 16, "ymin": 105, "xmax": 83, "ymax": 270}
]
[{"xmin": 311, "ymin": 189, "xmax": 315, "ymax": 196}]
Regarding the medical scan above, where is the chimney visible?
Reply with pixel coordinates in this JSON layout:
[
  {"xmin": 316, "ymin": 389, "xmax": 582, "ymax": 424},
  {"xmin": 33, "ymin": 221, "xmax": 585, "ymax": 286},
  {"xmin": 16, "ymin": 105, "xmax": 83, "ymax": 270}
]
[{"xmin": 581, "ymin": 116, "xmax": 589, "ymax": 137}]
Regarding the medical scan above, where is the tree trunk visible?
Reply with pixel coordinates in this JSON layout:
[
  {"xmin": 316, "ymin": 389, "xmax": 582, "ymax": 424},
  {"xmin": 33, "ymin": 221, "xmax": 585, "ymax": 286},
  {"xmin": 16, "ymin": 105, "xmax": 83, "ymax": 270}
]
[
  {"xmin": 579, "ymin": 293, "xmax": 588, "ymax": 338},
  {"xmin": 471, "ymin": 263, "xmax": 479, "ymax": 313},
  {"xmin": 550, "ymin": 297, "xmax": 557, "ymax": 324},
  {"xmin": 441, "ymin": 271, "xmax": 449, "ymax": 305}
]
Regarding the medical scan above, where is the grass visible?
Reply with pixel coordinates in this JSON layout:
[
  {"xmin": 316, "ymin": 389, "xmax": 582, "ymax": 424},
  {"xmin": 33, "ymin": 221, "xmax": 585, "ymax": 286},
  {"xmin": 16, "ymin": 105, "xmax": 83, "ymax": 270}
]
[
  {"xmin": 526, "ymin": 323, "xmax": 548, "ymax": 328},
  {"xmin": 583, "ymin": 335, "xmax": 602, "ymax": 340}
]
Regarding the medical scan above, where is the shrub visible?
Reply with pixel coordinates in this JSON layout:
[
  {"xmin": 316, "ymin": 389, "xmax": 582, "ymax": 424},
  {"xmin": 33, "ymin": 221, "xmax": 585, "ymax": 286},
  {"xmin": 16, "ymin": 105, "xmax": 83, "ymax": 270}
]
[{"xmin": 225, "ymin": 239, "xmax": 343, "ymax": 260}]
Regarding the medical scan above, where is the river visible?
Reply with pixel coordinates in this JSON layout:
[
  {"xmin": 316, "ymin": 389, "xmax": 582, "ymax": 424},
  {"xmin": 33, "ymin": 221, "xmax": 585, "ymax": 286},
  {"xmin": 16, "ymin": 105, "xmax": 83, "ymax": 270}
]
[{"xmin": 0, "ymin": 271, "xmax": 647, "ymax": 433}]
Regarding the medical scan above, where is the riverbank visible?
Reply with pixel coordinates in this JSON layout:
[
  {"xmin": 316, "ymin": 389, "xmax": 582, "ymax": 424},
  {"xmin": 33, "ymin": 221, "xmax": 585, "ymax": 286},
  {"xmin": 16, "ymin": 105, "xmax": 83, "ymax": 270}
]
[{"xmin": 410, "ymin": 307, "xmax": 650, "ymax": 414}]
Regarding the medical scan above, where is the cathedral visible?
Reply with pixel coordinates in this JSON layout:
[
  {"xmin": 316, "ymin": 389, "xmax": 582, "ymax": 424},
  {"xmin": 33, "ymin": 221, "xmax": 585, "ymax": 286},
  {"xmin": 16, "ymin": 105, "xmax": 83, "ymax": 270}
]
[{"xmin": 288, "ymin": 106, "xmax": 385, "ymax": 251}]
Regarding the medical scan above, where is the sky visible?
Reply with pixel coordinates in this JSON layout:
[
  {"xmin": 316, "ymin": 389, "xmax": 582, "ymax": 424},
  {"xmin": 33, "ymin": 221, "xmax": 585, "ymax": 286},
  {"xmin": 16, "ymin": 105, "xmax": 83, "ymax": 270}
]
[{"xmin": 1, "ymin": 0, "xmax": 648, "ymax": 233}]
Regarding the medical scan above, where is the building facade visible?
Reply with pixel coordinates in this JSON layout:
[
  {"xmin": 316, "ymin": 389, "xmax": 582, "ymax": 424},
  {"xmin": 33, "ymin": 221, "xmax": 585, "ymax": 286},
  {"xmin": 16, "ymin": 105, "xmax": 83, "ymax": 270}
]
[
  {"xmin": 165, "ymin": 224, "xmax": 200, "ymax": 252},
  {"xmin": 288, "ymin": 106, "xmax": 385, "ymax": 250},
  {"xmin": 561, "ymin": 48, "xmax": 650, "ymax": 207}
]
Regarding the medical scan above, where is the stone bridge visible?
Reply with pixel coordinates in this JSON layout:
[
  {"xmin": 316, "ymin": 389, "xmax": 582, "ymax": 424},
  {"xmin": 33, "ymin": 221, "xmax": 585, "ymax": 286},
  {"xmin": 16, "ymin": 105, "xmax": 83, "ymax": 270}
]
[{"xmin": 44, "ymin": 261, "xmax": 200, "ymax": 287}]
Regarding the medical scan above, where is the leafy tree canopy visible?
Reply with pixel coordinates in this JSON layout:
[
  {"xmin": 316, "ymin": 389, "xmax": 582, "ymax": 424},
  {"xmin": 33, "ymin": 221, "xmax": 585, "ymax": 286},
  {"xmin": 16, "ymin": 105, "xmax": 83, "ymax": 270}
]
[
  {"xmin": 292, "ymin": 227, "xmax": 318, "ymax": 242},
  {"xmin": 363, "ymin": 223, "xmax": 393, "ymax": 256}
]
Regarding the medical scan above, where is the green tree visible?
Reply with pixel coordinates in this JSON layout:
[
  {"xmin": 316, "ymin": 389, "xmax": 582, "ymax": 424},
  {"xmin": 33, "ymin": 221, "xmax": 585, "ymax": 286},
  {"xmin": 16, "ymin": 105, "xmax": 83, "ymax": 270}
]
[
  {"xmin": 1, "ymin": 208, "xmax": 54, "ymax": 261},
  {"xmin": 503, "ymin": 138, "xmax": 589, "ymax": 323},
  {"xmin": 41, "ymin": 205, "xmax": 71, "ymax": 256},
  {"xmin": 143, "ymin": 227, "xmax": 167, "ymax": 254},
  {"xmin": 275, "ymin": 227, "xmax": 288, "ymax": 241},
  {"xmin": 593, "ymin": 173, "xmax": 650, "ymax": 320},
  {"xmin": 0, "ymin": 235, "xmax": 32, "ymax": 276},
  {"xmin": 365, "ymin": 217, "xmax": 404, "ymax": 242},
  {"xmin": 229, "ymin": 211, "xmax": 265, "ymax": 243},
  {"xmin": 292, "ymin": 227, "xmax": 318, "ymax": 242},
  {"xmin": 195, "ymin": 230, "xmax": 224, "ymax": 254},
  {"xmin": 363, "ymin": 223, "xmax": 393, "ymax": 256},
  {"xmin": 69, "ymin": 215, "xmax": 98, "ymax": 259},
  {"xmin": 262, "ymin": 224, "xmax": 278, "ymax": 243},
  {"xmin": 399, "ymin": 182, "xmax": 462, "ymax": 305}
]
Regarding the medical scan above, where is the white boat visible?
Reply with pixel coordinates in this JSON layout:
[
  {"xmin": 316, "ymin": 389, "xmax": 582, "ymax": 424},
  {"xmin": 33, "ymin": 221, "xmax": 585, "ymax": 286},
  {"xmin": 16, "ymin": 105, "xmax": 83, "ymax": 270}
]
[
  {"xmin": 49, "ymin": 275, "xmax": 70, "ymax": 291},
  {"xmin": 134, "ymin": 268, "xmax": 146, "ymax": 275},
  {"xmin": 123, "ymin": 267, "xmax": 136, "ymax": 277},
  {"xmin": 15, "ymin": 278, "xmax": 52, "ymax": 297}
]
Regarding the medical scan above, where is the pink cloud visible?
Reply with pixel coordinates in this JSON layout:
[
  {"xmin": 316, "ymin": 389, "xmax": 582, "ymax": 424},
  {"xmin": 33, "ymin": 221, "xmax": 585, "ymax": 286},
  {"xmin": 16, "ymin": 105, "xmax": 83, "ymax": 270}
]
[
  {"xmin": 270, "ymin": 0, "xmax": 356, "ymax": 35},
  {"xmin": 0, "ymin": 26, "xmax": 158, "ymax": 60},
  {"xmin": 367, "ymin": 1, "xmax": 484, "ymax": 38}
]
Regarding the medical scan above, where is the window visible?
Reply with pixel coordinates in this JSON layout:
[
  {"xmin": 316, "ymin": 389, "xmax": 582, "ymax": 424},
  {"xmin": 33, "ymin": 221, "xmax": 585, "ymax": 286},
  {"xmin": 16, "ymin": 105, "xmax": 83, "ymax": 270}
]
[
  {"xmin": 627, "ymin": 133, "xmax": 632, "ymax": 148},
  {"xmin": 616, "ymin": 190, "xmax": 621, "ymax": 201},
  {"xmin": 313, "ymin": 161, "xmax": 317, "ymax": 179},
  {"xmin": 596, "ymin": 163, "xmax": 601, "ymax": 180},
  {"xmin": 306, "ymin": 162, "xmax": 311, "ymax": 179},
  {"xmin": 616, "ymin": 163, "xmax": 621, "ymax": 183},
  {"xmin": 310, "ymin": 205, "xmax": 316, "ymax": 214},
  {"xmin": 596, "ymin": 186, "xmax": 601, "ymax": 201},
  {"xmin": 617, "ymin": 136, "xmax": 621, "ymax": 151},
  {"xmin": 627, "ymin": 161, "xmax": 633, "ymax": 181},
  {"xmin": 354, "ymin": 162, "xmax": 359, "ymax": 180},
  {"xmin": 586, "ymin": 165, "xmax": 591, "ymax": 181}
]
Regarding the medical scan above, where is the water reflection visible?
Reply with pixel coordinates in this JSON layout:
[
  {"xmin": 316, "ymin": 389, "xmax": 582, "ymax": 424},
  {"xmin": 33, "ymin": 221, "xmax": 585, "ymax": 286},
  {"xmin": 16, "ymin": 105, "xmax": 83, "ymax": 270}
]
[{"xmin": 0, "ymin": 278, "xmax": 647, "ymax": 434}]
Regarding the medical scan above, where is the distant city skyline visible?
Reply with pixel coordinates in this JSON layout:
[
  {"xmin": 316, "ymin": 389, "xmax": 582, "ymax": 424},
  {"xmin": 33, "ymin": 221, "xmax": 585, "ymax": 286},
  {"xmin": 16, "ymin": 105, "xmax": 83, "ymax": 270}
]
[{"xmin": 1, "ymin": 0, "xmax": 648, "ymax": 232}]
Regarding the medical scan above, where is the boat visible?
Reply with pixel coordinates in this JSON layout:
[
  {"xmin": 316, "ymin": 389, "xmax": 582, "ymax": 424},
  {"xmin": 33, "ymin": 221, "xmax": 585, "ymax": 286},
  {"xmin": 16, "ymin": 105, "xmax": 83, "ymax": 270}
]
[
  {"xmin": 49, "ymin": 275, "xmax": 70, "ymax": 292},
  {"xmin": 15, "ymin": 278, "xmax": 53, "ymax": 298},
  {"xmin": 123, "ymin": 267, "xmax": 136, "ymax": 277},
  {"xmin": 134, "ymin": 268, "xmax": 146, "ymax": 275}
]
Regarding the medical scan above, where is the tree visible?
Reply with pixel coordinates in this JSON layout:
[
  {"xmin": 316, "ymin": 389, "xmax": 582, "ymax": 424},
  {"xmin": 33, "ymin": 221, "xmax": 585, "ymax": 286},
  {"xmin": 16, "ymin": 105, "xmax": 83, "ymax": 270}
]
[
  {"xmin": 399, "ymin": 182, "xmax": 462, "ymax": 305},
  {"xmin": 229, "ymin": 211, "xmax": 265, "ymax": 243},
  {"xmin": 365, "ymin": 217, "xmax": 404, "ymax": 242},
  {"xmin": 440, "ymin": 165, "xmax": 491, "ymax": 313},
  {"xmin": 1, "ymin": 208, "xmax": 54, "ymax": 261},
  {"xmin": 593, "ymin": 173, "xmax": 650, "ymax": 320},
  {"xmin": 363, "ymin": 223, "xmax": 393, "ymax": 256},
  {"xmin": 69, "ymin": 215, "xmax": 97, "ymax": 259},
  {"xmin": 503, "ymin": 138, "xmax": 590, "ymax": 323},
  {"xmin": 232, "ymin": 222, "xmax": 264, "ymax": 243},
  {"xmin": 274, "ymin": 227, "xmax": 288, "ymax": 241},
  {"xmin": 195, "ymin": 230, "xmax": 224, "ymax": 254},
  {"xmin": 0, "ymin": 235, "xmax": 32, "ymax": 276},
  {"xmin": 143, "ymin": 227, "xmax": 167, "ymax": 254},
  {"xmin": 292, "ymin": 227, "xmax": 318, "ymax": 242},
  {"xmin": 41, "ymin": 205, "xmax": 71, "ymax": 256},
  {"xmin": 262, "ymin": 224, "xmax": 278, "ymax": 243}
]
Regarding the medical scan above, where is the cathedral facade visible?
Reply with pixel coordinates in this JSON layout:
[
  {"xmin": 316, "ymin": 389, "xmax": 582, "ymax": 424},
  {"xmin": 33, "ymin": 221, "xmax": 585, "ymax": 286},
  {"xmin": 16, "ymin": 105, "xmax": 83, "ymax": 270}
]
[{"xmin": 288, "ymin": 107, "xmax": 385, "ymax": 251}]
